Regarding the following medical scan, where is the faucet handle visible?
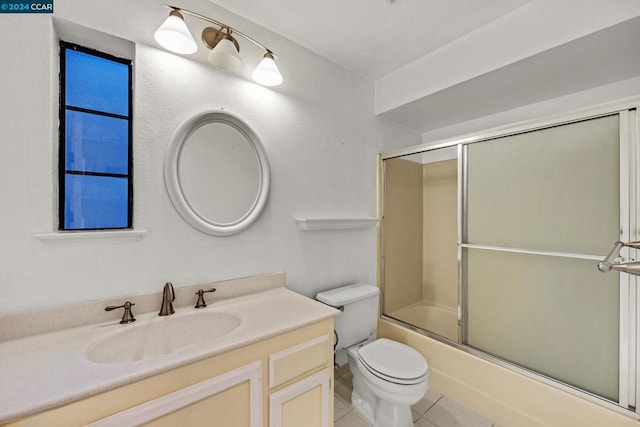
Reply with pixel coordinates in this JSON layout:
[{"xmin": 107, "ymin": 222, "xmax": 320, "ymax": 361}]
[
  {"xmin": 105, "ymin": 301, "xmax": 136, "ymax": 324},
  {"xmin": 194, "ymin": 288, "xmax": 217, "ymax": 309}
]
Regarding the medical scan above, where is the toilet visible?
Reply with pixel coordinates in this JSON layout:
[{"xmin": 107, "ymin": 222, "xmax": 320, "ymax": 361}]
[{"xmin": 316, "ymin": 284, "xmax": 428, "ymax": 427}]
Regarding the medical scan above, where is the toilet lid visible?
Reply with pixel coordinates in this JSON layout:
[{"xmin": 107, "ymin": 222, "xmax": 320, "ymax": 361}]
[{"xmin": 357, "ymin": 338, "xmax": 428, "ymax": 384}]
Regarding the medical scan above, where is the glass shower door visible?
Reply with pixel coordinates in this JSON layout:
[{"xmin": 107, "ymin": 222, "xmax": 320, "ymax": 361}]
[{"xmin": 462, "ymin": 114, "xmax": 624, "ymax": 403}]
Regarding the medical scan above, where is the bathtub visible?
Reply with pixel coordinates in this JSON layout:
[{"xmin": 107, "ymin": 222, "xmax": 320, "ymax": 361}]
[{"xmin": 388, "ymin": 301, "xmax": 458, "ymax": 341}]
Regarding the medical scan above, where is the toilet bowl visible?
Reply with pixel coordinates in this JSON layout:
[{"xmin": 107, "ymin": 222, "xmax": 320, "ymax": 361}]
[
  {"xmin": 315, "ymin": 284, "xmax": 429, "ymax": 427},
  {"xmin": 348, "ymin": 338, "xmax": 428, "ymax": 427}
]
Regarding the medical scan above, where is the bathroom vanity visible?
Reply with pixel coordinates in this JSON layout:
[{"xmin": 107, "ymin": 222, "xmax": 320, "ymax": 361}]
[{"xmin": 0, "ymin": 279, "xmax": 338, "ymax": 427}]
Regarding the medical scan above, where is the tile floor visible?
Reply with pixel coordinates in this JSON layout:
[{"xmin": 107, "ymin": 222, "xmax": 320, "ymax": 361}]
[{"xmin": 334, "ymin": 365, "xmax": 499, "ymax": 427}]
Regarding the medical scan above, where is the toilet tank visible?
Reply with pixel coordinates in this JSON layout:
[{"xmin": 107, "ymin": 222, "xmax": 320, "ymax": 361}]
[{"xmin": 316, "ymin": 284, "xmax": 379, "ymax": 350}]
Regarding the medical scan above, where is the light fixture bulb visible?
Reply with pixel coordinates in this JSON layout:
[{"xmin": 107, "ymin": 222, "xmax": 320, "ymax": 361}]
[
  {"xmin": 154, "ymin": 10, "xmax": 198, "ymax": 55},
  {"xmin": 252, "ymin": 53, "xmax": 283, "ymax": 86},
  {"xmin": 208, "ymin": 36, "xmax": 244, "ymax": 73}
]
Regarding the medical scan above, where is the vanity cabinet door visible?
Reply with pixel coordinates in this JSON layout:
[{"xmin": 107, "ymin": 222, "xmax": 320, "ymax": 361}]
[
  {"xmin": 269, "ymin": 334, "xmax": 332, "ymax": 388},
  {"xmin": 89, "ymin": 362, "xmax": 262, "ymax": 427},
  {"xmin": 269, "ymin": 368, "xmax": 331, "ymax": 427}
]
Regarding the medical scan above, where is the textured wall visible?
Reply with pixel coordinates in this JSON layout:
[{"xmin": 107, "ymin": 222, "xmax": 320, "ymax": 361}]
[{"xmin": 0, "ymin": 0, "xmax": 419, "ymax": 314}]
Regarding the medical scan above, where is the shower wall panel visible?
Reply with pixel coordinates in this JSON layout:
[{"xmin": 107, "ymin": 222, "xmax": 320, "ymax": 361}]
[
  {"xmin": 383, "ymin": 158, "xmax": 423, "ymax": 313},
  {"xmin": 422, "ymin": 159, "xmax": 458, "ymax": 311}
]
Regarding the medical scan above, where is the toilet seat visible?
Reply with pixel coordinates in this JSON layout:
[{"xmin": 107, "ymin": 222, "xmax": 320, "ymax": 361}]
[{"xmin": 356, "ymin": 338, "xmax": 428, "ymax": 385}]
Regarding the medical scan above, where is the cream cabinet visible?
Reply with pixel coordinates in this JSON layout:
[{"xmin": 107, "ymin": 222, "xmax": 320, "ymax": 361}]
[
  {"xmin": 5, "ymin": 319, "xmax": 334, "ymax": 427},
  {"xmin": 89, "ymin": 362, "xmax": 262, "ymax": 427},
  {"xmin": 269, "ymin": 368, "xmax": 331, "ymax": 427},
  {"xmin": 268, "ymin": 335, "xmax": 333, "ymax": 427}
]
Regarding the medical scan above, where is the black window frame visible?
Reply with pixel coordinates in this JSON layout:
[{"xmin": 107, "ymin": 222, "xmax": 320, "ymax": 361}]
[{"xmin": 58, "ymin": 41, "xmax": 133, "ymax": 231}]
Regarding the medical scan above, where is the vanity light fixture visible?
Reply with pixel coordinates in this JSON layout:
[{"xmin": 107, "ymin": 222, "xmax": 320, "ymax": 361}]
[{"xmin": 154, "ymin": 4, "xmax": 284, "ymax": 86}]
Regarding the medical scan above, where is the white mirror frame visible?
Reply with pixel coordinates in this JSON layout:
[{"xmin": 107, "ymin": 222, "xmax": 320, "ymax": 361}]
[{"xmin": 164, "ymin": 110, "xmax": 271, "ymax": 236}]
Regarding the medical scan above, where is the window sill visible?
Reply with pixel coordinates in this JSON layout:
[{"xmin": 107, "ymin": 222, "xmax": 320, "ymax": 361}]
[{"xmin": 35, "ymin": 229, "xmax": 147, "ymax": 241}]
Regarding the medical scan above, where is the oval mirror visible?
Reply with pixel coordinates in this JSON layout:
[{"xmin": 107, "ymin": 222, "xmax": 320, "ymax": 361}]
[{"xmin": 164, "ymin": 111, "xmax": 270, "ymax": 236}]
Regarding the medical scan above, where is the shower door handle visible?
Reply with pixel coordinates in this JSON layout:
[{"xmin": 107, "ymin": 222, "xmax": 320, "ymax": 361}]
[
  {"xmin": 598, "ymin": 241, "xmax": 625, "ymax": 272},
  {"xmin": 598, "ymin": 240, "xmax": 640, "ymax": 275}
]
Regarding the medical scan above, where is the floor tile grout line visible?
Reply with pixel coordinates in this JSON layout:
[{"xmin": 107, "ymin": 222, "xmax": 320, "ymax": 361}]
[
  {"xmin": 335, "ymin": 395, "xmax": 353, "ymax": 411},
  {"xmin": 419, "ymin": 412, "xmax": 438, "ymax": 427},
  {"xmin": 334, "ymin": 411, "xmax": 349, "ymax": 424},
  {"xmin": 413, "ymin": 394, "xmax": 443, "ymax": 418},
  {"xmin": 422, "ymin": 394, "xmax": 443, "ymax": 415},
  {"xmin": 335, "ymin": 392, "xmax": 350, "ymax": 405}
]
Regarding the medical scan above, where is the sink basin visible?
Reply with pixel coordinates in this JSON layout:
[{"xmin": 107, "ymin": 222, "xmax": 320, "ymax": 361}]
[{"xmin": 86, "ymin": 311, "xmax": 242, "ymax": 364}]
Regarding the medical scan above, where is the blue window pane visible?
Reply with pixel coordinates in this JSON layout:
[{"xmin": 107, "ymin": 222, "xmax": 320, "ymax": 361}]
[
  {"xmin": 65, "ymin": 110, "xmax": 128, "ymax": 174},
  {"xmin": 64, "ymin": 174, "xmax": 129, "ymax": 229},
  {"xmin": 65, "ymin": 49, "xmax": 129, "ymax": 116}
]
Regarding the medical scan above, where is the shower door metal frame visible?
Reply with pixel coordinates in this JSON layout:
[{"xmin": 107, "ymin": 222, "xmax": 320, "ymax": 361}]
[
  {"xmin": 459, "ymin": 111, "xmax": 632, "ymax": 410},
  {"xmin": 379, "ymin": 97, "xmax": 640, "ymax": 418}
]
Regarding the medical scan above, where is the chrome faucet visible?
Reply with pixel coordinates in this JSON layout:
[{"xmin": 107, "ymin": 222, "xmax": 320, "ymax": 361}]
[{"xmin": 159, "ymin": 282, "xmax": 175, "ymax": 316}]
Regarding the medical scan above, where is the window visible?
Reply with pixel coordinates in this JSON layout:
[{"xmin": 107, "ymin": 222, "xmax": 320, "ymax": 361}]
[{"xmin": 59, "ymin": 41, "xmax": 132, "ymax": 230}]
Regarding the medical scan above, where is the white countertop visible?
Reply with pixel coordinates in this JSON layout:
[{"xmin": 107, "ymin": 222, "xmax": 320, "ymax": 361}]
[{"xmin": 0, "ymin": 287, "xmax": 338, "ymax": 424}]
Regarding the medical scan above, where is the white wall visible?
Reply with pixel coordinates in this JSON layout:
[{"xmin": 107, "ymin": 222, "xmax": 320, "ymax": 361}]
[
  {"xmin": 0, "ymin": 0, "xmax": 419, "ymax": 314},
  {"xmin": 419, "ymin": 76, "xmax": 640, "ymax": 144}
]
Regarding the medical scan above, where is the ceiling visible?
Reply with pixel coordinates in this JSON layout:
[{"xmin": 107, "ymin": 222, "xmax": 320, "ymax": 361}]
[
  {"xmin": 206, "ymin": 0, "xmax": 640, "ymax": 134},
  {"xmin": 209, "ymin": 0, "xmax": 533, "ymax": 80},
  {"xmin": 381, "ymin": 16, "xmax": 640, "ymax": 132}
]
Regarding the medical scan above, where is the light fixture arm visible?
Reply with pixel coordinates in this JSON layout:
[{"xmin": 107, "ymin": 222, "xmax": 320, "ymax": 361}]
[{"xmin": 162, "ymin": 4, "xmax": 277, "ymax": 57}]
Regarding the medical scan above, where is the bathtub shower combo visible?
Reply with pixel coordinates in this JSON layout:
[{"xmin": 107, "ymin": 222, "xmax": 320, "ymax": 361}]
[
  {"xmin": 388, "ymin": 302, "xmax": 458, "ymax": 342},
  {"xmin": 380, "ymin": 105, "xmax": 640, "ymax": 417}
]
